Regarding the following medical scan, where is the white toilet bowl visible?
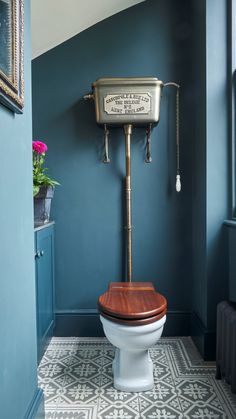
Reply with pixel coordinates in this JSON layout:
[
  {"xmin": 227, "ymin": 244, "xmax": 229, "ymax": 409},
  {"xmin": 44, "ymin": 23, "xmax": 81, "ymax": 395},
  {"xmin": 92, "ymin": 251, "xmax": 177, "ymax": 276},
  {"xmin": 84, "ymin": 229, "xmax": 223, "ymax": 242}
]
[{"xmin": 100, "ymin": 314, "xmax": 166, "ymax": 392}]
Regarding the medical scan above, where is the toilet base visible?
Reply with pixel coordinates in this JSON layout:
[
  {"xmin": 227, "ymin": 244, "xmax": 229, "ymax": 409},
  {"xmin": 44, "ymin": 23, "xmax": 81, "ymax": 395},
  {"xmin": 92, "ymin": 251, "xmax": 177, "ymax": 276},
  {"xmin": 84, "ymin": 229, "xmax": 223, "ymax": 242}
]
[
  {"xmin": 112, "ymin": 348, "xmax": 154, "ymax": 392},
  {"xmin": 100, "ymin": 314, "xmax": 166, "ymax": 392}
]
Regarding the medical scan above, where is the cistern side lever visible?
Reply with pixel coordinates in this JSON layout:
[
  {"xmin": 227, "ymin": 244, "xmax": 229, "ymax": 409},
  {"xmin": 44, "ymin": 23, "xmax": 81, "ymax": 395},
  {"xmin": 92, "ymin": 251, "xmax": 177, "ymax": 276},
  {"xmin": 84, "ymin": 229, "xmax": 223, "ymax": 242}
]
[{"xmin": 83, "ymin": 93, "xmax": 94, "ymax": 101}]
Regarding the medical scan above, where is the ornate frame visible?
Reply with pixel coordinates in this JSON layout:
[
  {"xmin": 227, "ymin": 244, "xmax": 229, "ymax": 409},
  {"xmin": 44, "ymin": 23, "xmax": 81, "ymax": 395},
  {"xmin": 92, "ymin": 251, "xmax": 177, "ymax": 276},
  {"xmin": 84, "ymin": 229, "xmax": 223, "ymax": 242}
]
[{"xmin": 0, "ymin": 0, "xmax": 24, "ymax": 113}]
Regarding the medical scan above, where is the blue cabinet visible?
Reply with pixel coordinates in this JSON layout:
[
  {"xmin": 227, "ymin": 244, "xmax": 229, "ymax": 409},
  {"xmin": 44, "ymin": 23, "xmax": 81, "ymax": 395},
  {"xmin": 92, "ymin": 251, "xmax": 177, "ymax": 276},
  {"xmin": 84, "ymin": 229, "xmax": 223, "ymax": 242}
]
[{"xmin": 35, "ymin": 222, "xmax": 55, "ymax": 363}]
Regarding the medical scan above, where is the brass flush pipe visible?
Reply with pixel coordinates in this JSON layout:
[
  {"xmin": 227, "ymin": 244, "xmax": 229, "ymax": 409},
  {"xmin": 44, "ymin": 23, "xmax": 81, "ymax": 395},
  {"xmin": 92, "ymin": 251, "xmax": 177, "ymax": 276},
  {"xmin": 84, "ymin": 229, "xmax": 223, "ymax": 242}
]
[{"xmin": 124, "ymin": 124, "xmax": 133, "ymax": 282}]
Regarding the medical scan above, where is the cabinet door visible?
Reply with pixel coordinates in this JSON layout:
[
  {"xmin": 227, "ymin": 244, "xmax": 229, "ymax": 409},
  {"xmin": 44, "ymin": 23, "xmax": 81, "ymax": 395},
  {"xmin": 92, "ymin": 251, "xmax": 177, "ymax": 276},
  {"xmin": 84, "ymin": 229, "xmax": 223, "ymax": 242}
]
[{"xmin": 35, "ymin": 225, "xmax": 55, "ymax": 363}]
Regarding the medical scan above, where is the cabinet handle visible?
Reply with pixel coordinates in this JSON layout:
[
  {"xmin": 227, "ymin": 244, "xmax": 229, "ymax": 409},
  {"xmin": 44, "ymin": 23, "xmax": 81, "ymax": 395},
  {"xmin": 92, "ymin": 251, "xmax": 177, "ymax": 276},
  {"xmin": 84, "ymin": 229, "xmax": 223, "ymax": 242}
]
[
  {"xmin": 40, "ymin": 250, "xmax": 44, "ymax": 257},
  {"xmin": 35, "ymin": 251, "xmax": 41, "ymax": 259}
]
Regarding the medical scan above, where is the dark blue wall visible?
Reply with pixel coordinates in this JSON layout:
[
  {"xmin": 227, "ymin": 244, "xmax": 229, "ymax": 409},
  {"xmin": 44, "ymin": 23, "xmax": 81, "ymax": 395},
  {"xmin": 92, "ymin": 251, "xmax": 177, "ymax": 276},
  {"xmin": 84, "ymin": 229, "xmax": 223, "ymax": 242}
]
[
  {"xmin": 32, "ymin": 0, "xmax": 195, "ymax": 335},
  {"xmin": 191, "ymin": 0, "xmax": 229, "ymax": 359},
  {"xmin": 32, "ymin": 0, "xmax": 230, "ymax": 356},
  {"xmin": 0, "ymin": 1, "xmax": 44, "ymax": 418}
]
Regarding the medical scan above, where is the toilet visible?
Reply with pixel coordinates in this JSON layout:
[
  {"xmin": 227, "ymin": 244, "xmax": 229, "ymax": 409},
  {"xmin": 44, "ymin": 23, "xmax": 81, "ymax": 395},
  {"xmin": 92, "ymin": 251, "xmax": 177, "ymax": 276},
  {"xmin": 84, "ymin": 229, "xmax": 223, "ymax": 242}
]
[{"xmin": 98, "ymin": 282, "xmax": 167, "ymax": 392}]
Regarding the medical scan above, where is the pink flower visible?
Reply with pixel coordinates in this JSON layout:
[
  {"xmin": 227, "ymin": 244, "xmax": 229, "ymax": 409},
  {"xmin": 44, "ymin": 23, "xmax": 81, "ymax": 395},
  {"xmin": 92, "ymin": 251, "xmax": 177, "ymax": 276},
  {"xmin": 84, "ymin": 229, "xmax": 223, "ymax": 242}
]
[{"xmin": 32, "ymin": 140, "xmax": 48, "ymax": 154}]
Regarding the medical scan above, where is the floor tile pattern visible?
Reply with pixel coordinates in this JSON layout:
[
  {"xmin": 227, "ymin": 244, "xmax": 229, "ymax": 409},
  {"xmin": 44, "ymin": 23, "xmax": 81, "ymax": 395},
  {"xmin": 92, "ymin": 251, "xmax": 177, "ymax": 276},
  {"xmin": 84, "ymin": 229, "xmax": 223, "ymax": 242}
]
[{"xmin": 38, "ymin": 337, "xmax": 236, "ymax": 419}]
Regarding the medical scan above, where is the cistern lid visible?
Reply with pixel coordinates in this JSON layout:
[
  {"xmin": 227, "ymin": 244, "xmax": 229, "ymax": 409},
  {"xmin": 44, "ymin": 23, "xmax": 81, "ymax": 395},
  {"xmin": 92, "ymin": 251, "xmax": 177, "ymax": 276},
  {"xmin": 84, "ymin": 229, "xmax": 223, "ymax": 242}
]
[{"xmin": 98, "ymin": 282, "xmax": 167, "ymax": 320}]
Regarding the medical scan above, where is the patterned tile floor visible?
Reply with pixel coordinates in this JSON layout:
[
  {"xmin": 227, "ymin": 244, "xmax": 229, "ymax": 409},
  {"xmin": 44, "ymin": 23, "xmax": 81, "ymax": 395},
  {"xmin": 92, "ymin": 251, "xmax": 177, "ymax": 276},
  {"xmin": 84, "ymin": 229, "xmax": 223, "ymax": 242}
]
[{"xmin": 38, "ymin": 337, "xmax": 236, "ymax": 419}]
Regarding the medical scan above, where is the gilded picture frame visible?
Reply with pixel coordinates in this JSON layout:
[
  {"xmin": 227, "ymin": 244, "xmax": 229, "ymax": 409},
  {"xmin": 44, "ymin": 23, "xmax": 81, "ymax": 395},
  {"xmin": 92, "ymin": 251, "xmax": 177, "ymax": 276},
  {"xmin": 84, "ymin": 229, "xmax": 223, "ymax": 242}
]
[{"xmin": 0, "ymin": 0, "xmax": 24, "ymax": 113}]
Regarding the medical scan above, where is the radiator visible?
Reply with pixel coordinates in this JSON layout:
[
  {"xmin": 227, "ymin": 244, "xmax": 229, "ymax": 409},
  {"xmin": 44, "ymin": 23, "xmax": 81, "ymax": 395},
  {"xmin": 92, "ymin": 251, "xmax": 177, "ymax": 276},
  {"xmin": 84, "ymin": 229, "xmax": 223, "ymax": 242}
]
[{"xmin": 216, "ymin": 301, "xmax": 236, "ymax": 393}]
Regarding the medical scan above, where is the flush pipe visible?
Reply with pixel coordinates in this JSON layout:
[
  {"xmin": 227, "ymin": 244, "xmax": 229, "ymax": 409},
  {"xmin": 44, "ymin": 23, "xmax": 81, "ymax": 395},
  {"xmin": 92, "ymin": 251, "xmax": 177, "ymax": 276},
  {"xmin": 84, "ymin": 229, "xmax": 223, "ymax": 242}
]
[{"xmin": 124, "ymin": 124, "xmax": 133, "ymax": 282}]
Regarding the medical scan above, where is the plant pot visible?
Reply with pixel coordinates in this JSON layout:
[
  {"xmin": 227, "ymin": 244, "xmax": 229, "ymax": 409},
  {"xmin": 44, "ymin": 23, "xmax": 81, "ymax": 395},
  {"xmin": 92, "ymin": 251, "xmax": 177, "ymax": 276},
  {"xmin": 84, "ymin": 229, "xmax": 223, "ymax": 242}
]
[{"xmin": 34, "ymin": 185, "xmax": 54, "ymax": 226}]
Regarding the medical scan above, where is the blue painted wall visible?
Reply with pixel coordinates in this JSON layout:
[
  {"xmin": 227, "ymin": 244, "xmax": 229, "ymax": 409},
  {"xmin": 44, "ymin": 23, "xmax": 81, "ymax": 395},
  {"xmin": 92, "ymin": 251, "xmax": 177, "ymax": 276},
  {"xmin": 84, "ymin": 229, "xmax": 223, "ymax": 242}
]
[
  {"xmin": 32, "ymin": 0, "xmax": 230, "ymax": 355},
  {"xmin": 32, "ymin": 0, "xmax": 195, "ymax": 333},
  {"xmin": 191, "ymin": 0, "xmax": 229, "ymax": 358},
  {"xmin": 0, "ymin": 1, "xmax": 43, "ymax": 418}
]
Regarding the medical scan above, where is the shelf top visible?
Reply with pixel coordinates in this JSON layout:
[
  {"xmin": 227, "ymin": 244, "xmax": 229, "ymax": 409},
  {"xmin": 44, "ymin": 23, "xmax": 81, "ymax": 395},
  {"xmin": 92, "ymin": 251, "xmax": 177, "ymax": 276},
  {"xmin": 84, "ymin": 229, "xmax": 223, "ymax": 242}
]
[{"xmin": 34, "ymin": 221, "xmax": 55, "ymax": 232}]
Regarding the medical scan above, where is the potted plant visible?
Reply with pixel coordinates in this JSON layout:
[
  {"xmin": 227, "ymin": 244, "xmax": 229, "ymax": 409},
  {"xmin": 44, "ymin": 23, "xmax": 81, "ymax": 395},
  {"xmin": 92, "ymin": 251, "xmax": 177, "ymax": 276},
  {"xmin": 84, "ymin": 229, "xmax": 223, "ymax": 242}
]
[{"xmin": 33, "ymin": 140, "xmax": 59, "ymax": 226}]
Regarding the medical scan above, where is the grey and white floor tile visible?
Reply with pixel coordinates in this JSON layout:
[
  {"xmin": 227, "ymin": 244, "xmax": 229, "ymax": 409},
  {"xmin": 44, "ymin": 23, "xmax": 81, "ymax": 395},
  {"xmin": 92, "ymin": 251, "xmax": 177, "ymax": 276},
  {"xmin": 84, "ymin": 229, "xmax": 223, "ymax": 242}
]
[{"xmin": 38, "ymin": 337, "xmax": 236, "ymax": 419}]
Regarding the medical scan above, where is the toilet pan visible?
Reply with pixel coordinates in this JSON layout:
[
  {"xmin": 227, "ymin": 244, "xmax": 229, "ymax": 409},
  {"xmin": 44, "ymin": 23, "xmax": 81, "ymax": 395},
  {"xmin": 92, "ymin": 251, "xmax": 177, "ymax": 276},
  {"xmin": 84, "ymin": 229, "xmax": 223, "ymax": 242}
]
[{"xmin": 98, "ymin": 282, "xmax": 167, "ymax": 392}]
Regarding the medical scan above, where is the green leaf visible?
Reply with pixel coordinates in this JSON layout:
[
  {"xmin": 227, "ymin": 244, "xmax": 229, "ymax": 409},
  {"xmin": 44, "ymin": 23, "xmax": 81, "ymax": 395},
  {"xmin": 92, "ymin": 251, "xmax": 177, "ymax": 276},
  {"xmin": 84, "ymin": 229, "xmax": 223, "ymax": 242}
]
[
  {"xmin": 33, "ymin": 185, "xmax": 40, "ymax": 197},
  {"xmin": 33, "ymin": 150, "xmax": 60, "ymax": 192}
]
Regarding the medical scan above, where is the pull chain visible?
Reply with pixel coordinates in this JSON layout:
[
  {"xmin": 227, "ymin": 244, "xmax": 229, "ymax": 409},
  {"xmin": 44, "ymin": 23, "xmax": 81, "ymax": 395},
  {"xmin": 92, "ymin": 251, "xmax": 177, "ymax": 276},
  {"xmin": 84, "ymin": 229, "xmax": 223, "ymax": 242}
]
[
  {"xmin": 176, "ymin": 88, "xmax": 181, "ymax": 192},
  {"xmin": 164, "ymin": 82, "xmax": 181, "ymax": 192}
]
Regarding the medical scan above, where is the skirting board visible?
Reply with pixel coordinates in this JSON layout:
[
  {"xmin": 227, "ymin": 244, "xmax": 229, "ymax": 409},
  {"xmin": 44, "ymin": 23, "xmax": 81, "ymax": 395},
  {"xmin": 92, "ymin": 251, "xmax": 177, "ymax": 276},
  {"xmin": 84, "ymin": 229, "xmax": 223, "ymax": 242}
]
[
  {"xmin": 54, "ymin": 309, "xmax": 192, "ymax": 337},
  {"xmin": 24, "ymin": 388, "xmax": 44, "ymax": 419},
  {"xmin": 191, "ymin": 311, "xmax": 216, "ymax": 361}
]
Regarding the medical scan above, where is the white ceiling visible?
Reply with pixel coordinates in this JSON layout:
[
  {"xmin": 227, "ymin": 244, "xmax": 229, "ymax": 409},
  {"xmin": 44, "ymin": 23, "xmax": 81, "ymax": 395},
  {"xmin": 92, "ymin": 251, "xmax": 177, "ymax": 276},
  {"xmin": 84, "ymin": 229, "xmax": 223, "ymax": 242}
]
[{"xmin": 31, "ymin": 0, "xmax": 145, "ymax": 59}]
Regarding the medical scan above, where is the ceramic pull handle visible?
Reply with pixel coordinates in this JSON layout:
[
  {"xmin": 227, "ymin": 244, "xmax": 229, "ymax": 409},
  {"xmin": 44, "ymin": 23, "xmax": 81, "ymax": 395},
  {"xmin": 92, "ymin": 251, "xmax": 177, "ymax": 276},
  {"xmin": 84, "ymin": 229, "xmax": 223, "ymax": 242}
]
[
  {"xmin": 40, "ymin": 250, "xmax": 44, "ymax": 257},
  {"xmin": 176, "ymin": 175, "xmax": 181, "ymax": 192}
]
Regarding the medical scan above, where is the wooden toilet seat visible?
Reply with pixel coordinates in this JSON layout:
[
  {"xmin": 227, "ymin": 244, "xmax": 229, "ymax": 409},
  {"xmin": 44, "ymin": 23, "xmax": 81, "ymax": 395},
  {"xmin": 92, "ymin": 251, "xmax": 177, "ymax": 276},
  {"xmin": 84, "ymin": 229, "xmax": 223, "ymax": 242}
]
[{"xmin": 98, "ymin": 282, "xmax": 167, "ymax": 326}]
